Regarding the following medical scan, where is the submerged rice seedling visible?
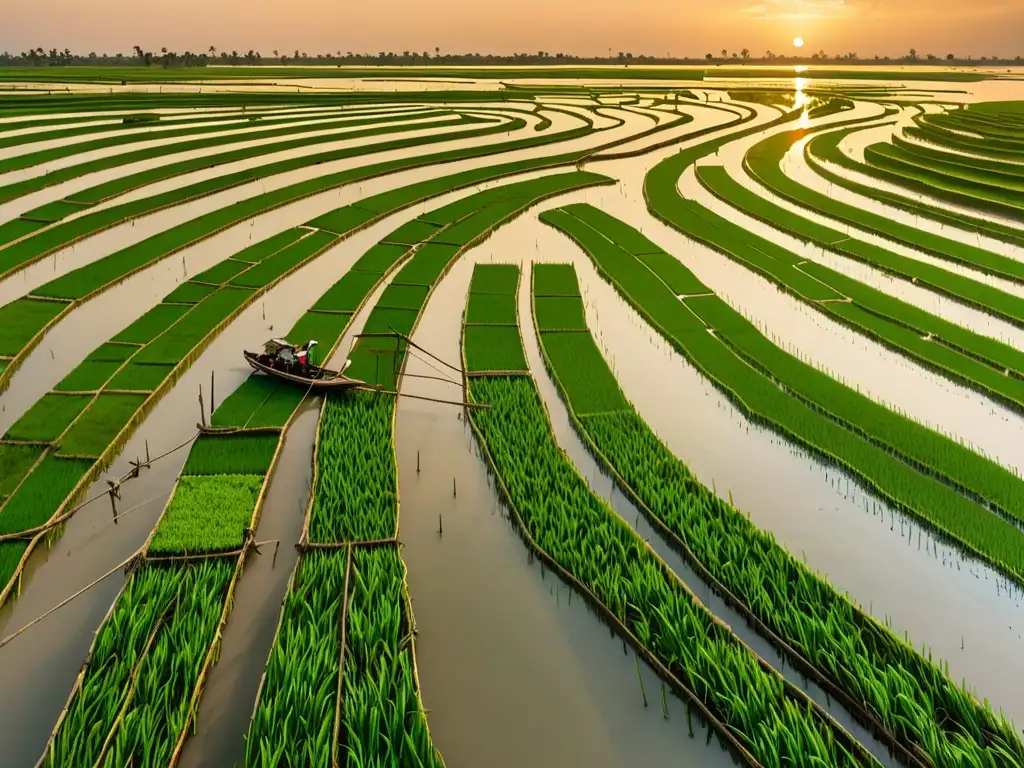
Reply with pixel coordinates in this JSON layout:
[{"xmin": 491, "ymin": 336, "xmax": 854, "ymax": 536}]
[
  {"xmin": 464, "ymin": 326, "xmax": 527, "ymax": 372},
  {"xmin": 181, "ymin": 434, "xmax": 279, "ymax": 476},
  {"xmin": 4, "ymin": 393, "xmax": 92, "ymax": 443},
  {"xmin": 56, "ymin": 393, "xmax": 148, "ymax": 457}
]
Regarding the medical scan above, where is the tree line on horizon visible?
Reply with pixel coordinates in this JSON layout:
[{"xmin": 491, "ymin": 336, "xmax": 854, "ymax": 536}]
[{"xmin": 0, "ymin": 47, "xmax": 1021, "ymax": 69}]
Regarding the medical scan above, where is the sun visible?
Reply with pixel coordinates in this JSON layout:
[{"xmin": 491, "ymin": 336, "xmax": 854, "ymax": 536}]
[{"xmin": 793, "ymin": 37, "xmax": 805, "ymax": 49}]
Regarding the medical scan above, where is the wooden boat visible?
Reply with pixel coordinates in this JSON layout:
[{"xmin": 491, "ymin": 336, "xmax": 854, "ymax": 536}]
[{"xmin": 243, "ymin": 339, "xmax": 367, "ymax": 391}]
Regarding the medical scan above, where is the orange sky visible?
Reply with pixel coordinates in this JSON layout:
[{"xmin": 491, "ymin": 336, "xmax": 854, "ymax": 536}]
[{"xmin": 4, "ymin": 0, "xmax": 1023, "ymax": 59}]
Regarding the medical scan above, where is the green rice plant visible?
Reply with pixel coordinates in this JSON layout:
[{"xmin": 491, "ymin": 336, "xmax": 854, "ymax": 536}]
[
  {"xmin": 230, "ymin": 231, "xmax": 338, "ymax": 289},
  {"xmin": 4, "ymin": 393, "xmax": 91, "ymax": 443},
  {"xmin": 342, "ymin": 547, "xmax": 443, "ymax": 768},
  {"xmin": 465, "ymin": 292, "xmax": 517, "ymax": 324},
  {"xmin": 149, "ymin": 474, "xmax": 264, "ymax": 554},
  {"xmin": 56, "ymin": 393, "xmax": 148, "ymax": 457},
  {"xmin": 551, "ymin": 203, "xmax": 1024, "ymax": 584},
  {"xmin": 464, "ymin": 325, "xmax": 527, "ymax": 373},
  {"xmin": 162, "ymin": 281, "xmax": 219, "ymax": 305},
  {"xmin": 383, "ymin": 219, "xmax": 444, "ymax": 246},
  {"xmin": 535, "ymin": 266, "xmax": 1024, "ymax": 766},
  {"xmin": 0, "ymin": 298, "xmax": 67, "ymax": 357},
  {"xmin": 287, "ymin": 311, "xmax": 353, "ymax": 353},
  {"xmin": 0, "ymin": 444, "xmax": 43, "ymax": 501},
  {"xmin": 467, "ymin": 375, "xmax": 870, "ymax": 768},
  {"xmin": 533, "ymin": 263, "xmax": 581, "ymax": 297},
  {"xmin": 246, "ymin": 550, "xmax": 347, "ymax": 767},
  {"xmin": 181, "ymin": 434, "xmax": 279, "ymax": 476},
  {"xmin": 45, "ymin": 560, "xmax": 233, "ymax": 767},
  {"xmin": 306, "ymin": 207, "xmax": 378, "ymax": 238},
  {"xmin": 132, "ymin": 288, "xmax": 254, "ymax": 365},
  {"xmin": 53, "ymin": 360, "xmax": 121, "ymax": 392},
  {"xmin": 0, "ymin": 455, "xmax": 92, "ymax": 535},
  {"xmin": 468, "ymin": 262, "xmax": 519, "ymax": 294},
  {"xmin": 391, "ymin": 243, "xmax": 460, "ymax": 286},
  {"xmin": 191, "ymin": 259, "xmax": 251, "ymax": 286},
  {"xmin": 112, "ymin": 304, "xmax": 192, "ymax": 345},
  {"xmin": 210, "ymin": 377, "xmax": 305, "ymax": 429},
  {"xmin": 233, "ymin": 228, "xmax": 308, "ymax": 263},
  {"xmin": 377, "ymin": 282, "xmax": 429, "ymax": 311},
  {"xmin": 361, "ymin": 307, "xmax": 421, "ymax": 338},
  {"xmin": 348, "ymin": 243, "xmax": 411, "ymax": 275},
  {"xmin": 534, "ymin": 296, "xmax": 586, "ymax": 331},
  {"xmin": 312, "ymin": 270, "xmax": 384, "ymax": 312},
  {"xmin": 538, "ymin": 332, "xmax": 627, "ymax": 415},
  {"xmin": 310, "ymin": 392, "xmax": 396, "ymax": 543},
  {"xmin": 105, "ymin": 362, "xmax": 175, "ymax": 393}
]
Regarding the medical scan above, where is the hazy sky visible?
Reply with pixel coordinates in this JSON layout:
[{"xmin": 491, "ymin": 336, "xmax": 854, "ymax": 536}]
[{"xmin": 4, "ymin": 0, "xmax": 1023, "ymax": 59}]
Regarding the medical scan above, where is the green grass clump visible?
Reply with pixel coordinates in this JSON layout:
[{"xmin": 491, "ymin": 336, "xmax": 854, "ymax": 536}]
[
  {"xmin": 191, "ymin": 259, "xmax": 251, "ymax": 286},
  {"xmin": 54, "ymin": 360, "xmax": 122, "ymax": 392},
  {"xmin": 112, "ymin": 304, "xmax": 192, "ymax": 345},
  {"xmin": 4, "ymin": 393, "xmax": 92, "ymax": 442},
  {"xmin": 44, "ymin": 560, "xmax": 233, "ymax": 767},
  {"xmin": 0, "ymin": 454, "xmax": 92, "ymax": 534},
  {"xmin": 310, "ymin": 392, "xmax": 396, "ymax": 542},
  {"xmin": 466, "ymin": 292, "xmax": 517, "ymax": 324},
  {"xmin": 464, "ymin": 326, "xmax": 527, "ymax": 373},
  {"xmin": 149, "ymin": 474, "xmax": 264, "ymax": 554},
  {"xmin": 0, "ymin": 298, "xmax": 67, "ymax": 356},
  {"xmin": 533, "ymin": 263, "xmax": 581, "ymax": 296},
  {"xmin": 210, "ymin": 377, "xmax": 305, "ymax": 429},
  {"xmin": 0, "ymin": 444, "xmax": 44, "ymax": 501},
  {"xmin": 105, "ymin": 362, "xmax": 174, "ymax": 392},
  {"xmin": 57, "ymin": 393, "xmax": 147, "ymax": 457},
  {"xmin": 534, "ymin": 296, "xmax": 586, "ymax": 331},
  {"xmin": 181, "ymin": 434, "xmax": 279, "ymax": 476},
  {"xmin": 468, "ymin": 375, "xmax": 867, "ymax": 767},
  {"xmin": 343, "ymin": 546, "xmax": 443, "ymax": 767},
  {"xmin": 311, "ymin": 270, "xmax": 382, "ymax": 313},
  {"xmin": 246, "ymin": 550, "xmax": 347, "ymax": 767},
  {"xmin": 468, "ymin": 262, "xmax": 519, "ymax": 294}
]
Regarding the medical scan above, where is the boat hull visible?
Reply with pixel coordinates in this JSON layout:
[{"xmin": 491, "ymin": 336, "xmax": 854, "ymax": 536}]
[{"xmin": 243, "ymin": 351, "xmax": 365, "ymax": 390}]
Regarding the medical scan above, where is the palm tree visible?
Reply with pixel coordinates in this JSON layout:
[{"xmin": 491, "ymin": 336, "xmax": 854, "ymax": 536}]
[
  {"xmin": 741, "ymin": 48, "xmax": 750, "ymax": 59},
  {"xmin": 209, "ymin": 45, "xmax": 216, "ymax": 57},
  {"xmin": 720, "ymin": 49, "xmax": 727, "ymax": 59},
  {"xmin": 909, "ymin": 48, "xmax": 917, "ymax": 60}
]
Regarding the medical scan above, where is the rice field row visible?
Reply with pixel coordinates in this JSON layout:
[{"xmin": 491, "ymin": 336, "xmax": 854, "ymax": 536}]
[
  {"xmin": 530, "ymin": 262, "xmax": 1024, "ymax": 767},
  {"xmin": 804, "ymin": 126, "xmax": 1024, "ymax": 249},
  {"xmin": 693, "ymin": 165, "xmax": 1024, "ymax": 411},
  {"xmin": 463, "ymin": 264, "xmax": 876, "ymax": 767},
  {"xmin": 543, "ymin": 203, "xmax": 1024, "ymax": 584}
]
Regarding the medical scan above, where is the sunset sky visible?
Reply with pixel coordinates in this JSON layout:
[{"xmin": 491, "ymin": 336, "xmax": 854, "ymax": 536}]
[{"xmin": 4, "ymin": 0, "xmax": 1023, "ymax": 59}]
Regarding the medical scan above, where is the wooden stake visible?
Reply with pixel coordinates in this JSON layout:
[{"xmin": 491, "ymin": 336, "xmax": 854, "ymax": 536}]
[
  {"xmin": 211, "ymin": 370, "xmax": 216, "ymax": 415},
  {"xmin": 198, "ymin": 386, "xmax": 206, "ymax": 428},
  {"xmin": 452, "ymin": 477, "xmax": 457, "ymax": 497},
  {"xmin": 416, "ymin": 451, "xmax": 420, "ymax": 474}
]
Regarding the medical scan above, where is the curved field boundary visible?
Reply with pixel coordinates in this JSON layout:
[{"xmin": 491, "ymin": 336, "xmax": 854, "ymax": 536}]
[
  {"xmin": 874, "ymin": 135, "xmax": 1024, "ymax": 191},
  {"xmin": 804, "ymin": 128, "xmax": 1024, "ymax": 250},
  {"xmin": 696, "ymin": 163, "xmax": 1024, "ymax": 407},
  {"xmin": 0, "ymin": 110, "xmax": 512, "ymax": 255},
  {"xmin": 530, "ymin": 261, "xmax": 1024, "ymax": 767},
  {"xmin": 0, "ymin": 165, "xmax": 610, "ymax": 612},
  {"xmin": 898, "ymin": 126, "xmax": 1024, "ymax": 168},
  {"xmin": 0, "ymin": 112, "xmax": 588, "ymax": 394},
  {"xmin": 246, "ymin": 173, "xmax": 610, "ymax": 766},
  {"xmin": 743, "ymin": 129, "xmax": 1024, "ymax": 285},
  {"xmin": 557, "ymin": 202, "xmax": 1024, "ymax": 587},
  {"xmin": 0, "ymin": 106, "xmax": 448, "ymax": 206},
  {"xmin": 463, "ymin": 266, "xmax": 877, "ymax": 768}
]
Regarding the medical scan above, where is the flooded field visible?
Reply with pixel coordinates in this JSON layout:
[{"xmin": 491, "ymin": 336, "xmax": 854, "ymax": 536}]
[{"xmin": 1, "ymin": 67, "xmax": 1024, "ymax": 767}]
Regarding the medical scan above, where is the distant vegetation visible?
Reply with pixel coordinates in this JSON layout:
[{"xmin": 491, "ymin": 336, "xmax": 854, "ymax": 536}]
[{"xmin": 0, "ymin": 47, "xmax": 1021, "ymax": 70}]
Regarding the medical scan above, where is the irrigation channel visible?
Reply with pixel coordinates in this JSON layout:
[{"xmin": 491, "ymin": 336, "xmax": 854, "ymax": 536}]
[{"xmin": 0, "ymin": 71, "xmax": 1024, "ymax": 766}]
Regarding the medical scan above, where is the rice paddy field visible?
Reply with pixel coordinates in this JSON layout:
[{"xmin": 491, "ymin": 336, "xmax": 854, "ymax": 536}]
[{"xmin": 1, "ymin": 64, "xmax": 1024, "ymax": 767}]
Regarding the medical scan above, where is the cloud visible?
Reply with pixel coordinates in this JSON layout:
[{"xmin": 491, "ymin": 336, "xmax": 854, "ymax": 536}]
[{"xmin": 741, "ymin": 0, "xmax": 848, "ymax": 19}]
